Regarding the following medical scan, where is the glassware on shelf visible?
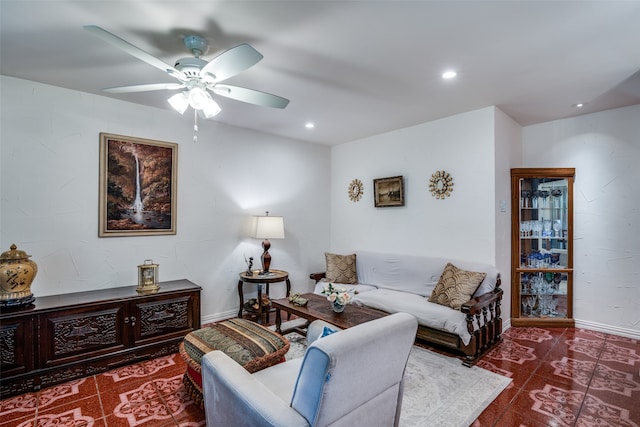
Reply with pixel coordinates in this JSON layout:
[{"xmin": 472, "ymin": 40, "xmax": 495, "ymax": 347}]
[
  {"xmin": 532, "ymin": 294, "xmax": 539, "ymax": 313},
  {"xmin": 521, "ymin": 273, "xmax": 532, "ymax": 292},
  {"xmin": 551, "ymin": 188, "xmax": 563, "ymax": 208},
  {"xmin": 530, "ymin": 273, "xmax": 542, "ymax": 294},
  {"xmin": 530, "ymin": 221, "xmax": 536, "ymax": 237},
  {"xmin": 531, "ymin": 190, "xmax": 539, "ymax": 208},
  {"xmin": 553, "ymin": 220, "xmax": 562, "ymax": 237},
  {"xmin": 544, "ymin": 272, "xmax": 553, "ymax": 285},
  {"xmin": 538, "ymin": 190, "xmax": 550, "ymax": 208},
  {"xmin": 543, "ymin": 220, "xmax": 552, "ymax": 236},
  {"xmin": 520, "ymin": 221, "xmax": 532, "ymax": 237},
  {"xmin": 523, "ymin": 296, "xmax": 533, "ymax": 315},
  {"xmin": 553, "ymin": 272, "xmax": 562, "ymax": 291},
  {"xmin": 521, "ymin": 190, "xmax": 531, "ymax": 208},
  {"xmin": 548, "ymin": 295, "xmax": 560, "ymax": 316},
  {"xmin": 539, "ymin": 294, "xmax": 554, "ymax": 316}
]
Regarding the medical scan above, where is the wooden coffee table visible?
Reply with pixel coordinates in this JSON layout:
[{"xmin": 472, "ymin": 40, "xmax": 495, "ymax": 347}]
[{"xmin": 271, "ymin": 293, "xmax": 387, "ymax": 334}]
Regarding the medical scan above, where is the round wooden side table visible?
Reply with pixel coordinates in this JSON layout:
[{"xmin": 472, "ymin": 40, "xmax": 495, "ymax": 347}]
[{"xmin": 237, "ymin": 269, "xmax": 291, "ymax": 324}]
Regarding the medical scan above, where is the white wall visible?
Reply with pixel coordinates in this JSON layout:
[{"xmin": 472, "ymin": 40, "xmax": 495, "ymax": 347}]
[
  {"xmin": 522, "ymin": 104, "xmax": 640, "ymax": 337},
  {"xmin": 0, "ymin": 76, "xmax": 331, "ymax": 322},
  {"xmin": 494, "ymin": 109, "xmax": 523, "ymax": 324},
  {"xmin": 329, "ymin": 107, "xmax": 500, "ymax": 264}
]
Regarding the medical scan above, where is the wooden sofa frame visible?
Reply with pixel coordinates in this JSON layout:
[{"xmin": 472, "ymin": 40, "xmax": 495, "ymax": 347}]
[{"xmin": 310, "ymin": 272, "xmax": 503, "ymax": 367}]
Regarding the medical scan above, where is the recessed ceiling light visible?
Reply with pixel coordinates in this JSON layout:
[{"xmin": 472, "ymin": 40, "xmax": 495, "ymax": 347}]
[
  {"xmin": 573, "ymin": 103, "xmax": 586, "ymax": 108},
  {"xmin": 442, "ymin": 70, "xmax": 457, "ymax": 79},
  {"xmin": 305, "ymin": 122, "xmax": 315, "ymax": 129}
]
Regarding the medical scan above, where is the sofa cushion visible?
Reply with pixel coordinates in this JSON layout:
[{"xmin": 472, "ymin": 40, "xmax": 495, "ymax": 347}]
[
  {"xmin": 313, "ymin": 281, "xmax": 377, "ymax": 296},
  {"xmin": 353, "ymin": 289, "xmax": 478, "ymax": 345},
  {"xmin": 353, "ymin": 251, "xmax": 438, "ymax": 296},
  {"xmin": 325, "ymin": 252, "xmax": 358, "ymax": 284},
  {"xmin": 428, "ymin": 263, "xmax": 486, "ymax": 310}
]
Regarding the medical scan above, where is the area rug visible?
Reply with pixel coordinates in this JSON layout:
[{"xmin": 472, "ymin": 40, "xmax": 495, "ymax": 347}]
[{"xmin": 284, "ymin": 333, "xmax": 511, "ymax": 427}]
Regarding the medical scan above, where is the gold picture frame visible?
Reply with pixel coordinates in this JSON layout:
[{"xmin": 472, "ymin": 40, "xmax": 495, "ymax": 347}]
[
  {"xmin": 373, "ymin": 176, "xmax": 404, "ymax": 207},
  {"xmin": 99, "ymin": 133, "xmax": 178, "ymax": 237}
]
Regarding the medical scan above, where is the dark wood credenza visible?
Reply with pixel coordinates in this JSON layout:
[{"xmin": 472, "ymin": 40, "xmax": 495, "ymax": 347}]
[{"xmin": 0, "ymin": 279, "xmax": 201, "ymax": 399}]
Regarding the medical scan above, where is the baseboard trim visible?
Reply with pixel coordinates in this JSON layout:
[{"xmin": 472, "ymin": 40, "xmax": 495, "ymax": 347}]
[
  {"xmin": 574, "ymin": 319, "xmax": 640, "ymax": 340},
  {"xmin": 201, "ymin": 310, "xmax": 236, "ymax": 326}
]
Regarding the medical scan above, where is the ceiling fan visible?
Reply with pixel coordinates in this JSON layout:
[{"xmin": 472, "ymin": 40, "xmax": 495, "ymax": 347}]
[{"xmin": 84, "ymin": 25, "xmax": 289, "ymax": 120}]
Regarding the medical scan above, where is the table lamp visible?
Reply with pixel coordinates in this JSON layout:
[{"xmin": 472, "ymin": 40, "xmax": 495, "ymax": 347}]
[{"xmin": 253, "ymin": 211, "xmax": 285, "ymax": 274}]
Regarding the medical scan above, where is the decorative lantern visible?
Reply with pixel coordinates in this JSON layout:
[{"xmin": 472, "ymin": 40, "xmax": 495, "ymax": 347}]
[
  {"xmin": 137, "ymin": 259, "xmax": 159, "ymax": 293},
  {"xmin": 0, "ymin": 244, "xmax": 37, "ymax": 307}
]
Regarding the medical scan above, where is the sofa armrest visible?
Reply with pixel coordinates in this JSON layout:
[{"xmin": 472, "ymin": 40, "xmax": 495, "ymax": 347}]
[
  {"xmin": 202, "ymin": 351, "xmax": 309, "ymax": 427},
  {"xmin": 460, "ymin": 288, "xmax": 504, "ymax": 316},
  {"xmin": 460, "ymin": 273, "xmax": 503, "ymax": 315},
  {"xmin": 459, "ymin": 273, "xmax": 503, "ymax": 341},
  {"xmin": 309, "ymin": 272, "xmax": 326, "ymax": 283}
]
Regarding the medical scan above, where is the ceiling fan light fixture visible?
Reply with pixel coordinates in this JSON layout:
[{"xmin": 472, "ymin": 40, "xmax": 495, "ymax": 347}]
[
  {"xmin": 168, "ymin": 92, "xmax": 189, "ymax": 114},
  {"xmin": 188, "ymin": 86, "xmax": 211, "ymax": 110},
  {"xmin": 203, "ymin": 99, "xmax": 221, "ymax": 118}
]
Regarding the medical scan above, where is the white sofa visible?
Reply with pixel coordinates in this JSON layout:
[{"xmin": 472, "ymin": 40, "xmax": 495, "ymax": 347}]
[{"xmin": 311, "ymin": 251, "xmax": 503, "ymax": 366}]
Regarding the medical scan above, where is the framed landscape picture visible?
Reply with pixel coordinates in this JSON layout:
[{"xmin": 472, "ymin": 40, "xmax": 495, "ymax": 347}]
[
  {"xmin": 373, "ymin": 176, "xmax": 405, "ymax": 207},
  {"xmin": 99, "ymin": 133, "xmax": 178, "ymax": 237}
]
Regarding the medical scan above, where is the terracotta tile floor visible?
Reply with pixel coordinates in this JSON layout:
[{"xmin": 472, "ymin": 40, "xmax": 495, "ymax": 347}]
[
  {"xmin": 470, "ymin": 327, "xmax": 640, "ymax": 426},
  {"xmin": 1, "ymin": 326, "xmax": 638, "ymax": 427}
]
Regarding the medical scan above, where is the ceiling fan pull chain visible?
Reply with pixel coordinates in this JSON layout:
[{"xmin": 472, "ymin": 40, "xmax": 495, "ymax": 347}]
[{"xmin": 193, "ymin": 109, "xmax": 198, "ymax": 143}]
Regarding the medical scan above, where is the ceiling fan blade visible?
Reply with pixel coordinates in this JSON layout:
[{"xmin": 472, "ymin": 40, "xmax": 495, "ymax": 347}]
[
  {"xmin": 200, "ymin": 44, "xmax": 263, "ymax": 83},
  {"xmin": 84, "ymin": 25, "xmax": 186, "ymax": 81},
  {"xmin": 103, "ymin": 83, "xmax": 185, "ymax": 93},
  {"xmin": 213, "ymin": 85, "xmax": 289, "ymax": 109}
]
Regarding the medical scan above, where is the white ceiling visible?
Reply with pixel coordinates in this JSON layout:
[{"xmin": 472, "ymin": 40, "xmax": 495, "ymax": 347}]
[{"xmin": 2, "ymin": 1, "xmax": 639, "ymax": 145}]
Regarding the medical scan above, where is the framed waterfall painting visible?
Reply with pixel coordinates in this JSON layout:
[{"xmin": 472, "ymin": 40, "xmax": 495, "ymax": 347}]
[{"xmin": 98, "ymin": 133, "xmax": 178, "ymax": 237}]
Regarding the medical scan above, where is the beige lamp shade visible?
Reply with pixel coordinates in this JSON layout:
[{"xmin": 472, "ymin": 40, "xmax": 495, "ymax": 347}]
[
  {"xmin": 253, "ymin": 215, "xmax": 285, "ymax": 239},
  {"xmin": 252, "ymin": 213, "xmax": 284, "ymax": 273}
]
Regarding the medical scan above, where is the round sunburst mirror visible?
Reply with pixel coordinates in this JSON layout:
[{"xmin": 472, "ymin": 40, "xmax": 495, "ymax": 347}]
[
  {"xmin": 348, "ymin": 179, "xmax": 364, "ymax": 202},
  {"xmin": 429, "ymin": 170, "xmax": 454, "ymax": 199}
]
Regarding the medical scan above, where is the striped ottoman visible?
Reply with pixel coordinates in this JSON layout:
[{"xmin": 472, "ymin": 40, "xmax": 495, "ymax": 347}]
[{"xmin": 179, "ymin": 318, "xmax": 290, "ymax": 408}]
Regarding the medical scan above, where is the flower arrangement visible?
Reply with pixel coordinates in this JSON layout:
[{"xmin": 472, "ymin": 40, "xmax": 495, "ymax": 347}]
[{"xmin": 321, "ymin": 283, "xmax": 355, "ymax": 306}]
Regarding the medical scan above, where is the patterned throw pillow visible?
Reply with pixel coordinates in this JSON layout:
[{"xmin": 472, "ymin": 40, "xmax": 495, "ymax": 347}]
[
  {"xmin": 325, "ymin": 252, "xmax": 357, "ymax": 284},
  {"xmin": 428, "ymin": 263, "xmax": 486, "ymax": 310}
]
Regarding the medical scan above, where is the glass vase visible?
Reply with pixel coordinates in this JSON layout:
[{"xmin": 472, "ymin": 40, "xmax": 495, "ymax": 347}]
[{"xmin": 332, "ymin": 301, "xmax": 346, "ymax": 313}]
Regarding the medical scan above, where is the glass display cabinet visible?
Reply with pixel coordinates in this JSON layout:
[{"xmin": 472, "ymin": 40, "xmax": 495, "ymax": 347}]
[{"xmin": 511, "ymin": 168, "xmax": 575, "ymax": 327}]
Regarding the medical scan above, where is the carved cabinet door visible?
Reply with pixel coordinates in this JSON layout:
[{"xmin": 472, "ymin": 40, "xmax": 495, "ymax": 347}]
[
  {"xmin": 0, "ymin": 314, "xmax": 34, "ymax": 378},
  {"xmin": 130, "ymin": 293, "xmax": 198, "ymax": 347},
  {"xmin": 39, "ymin": 302, "xmax": 128, "ymax": 368}
]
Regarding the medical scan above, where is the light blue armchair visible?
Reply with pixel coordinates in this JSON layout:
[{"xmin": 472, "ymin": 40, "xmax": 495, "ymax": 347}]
[{"xmin": 201, "ymin": 312, "xmax": 418, "ymax": 427}]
